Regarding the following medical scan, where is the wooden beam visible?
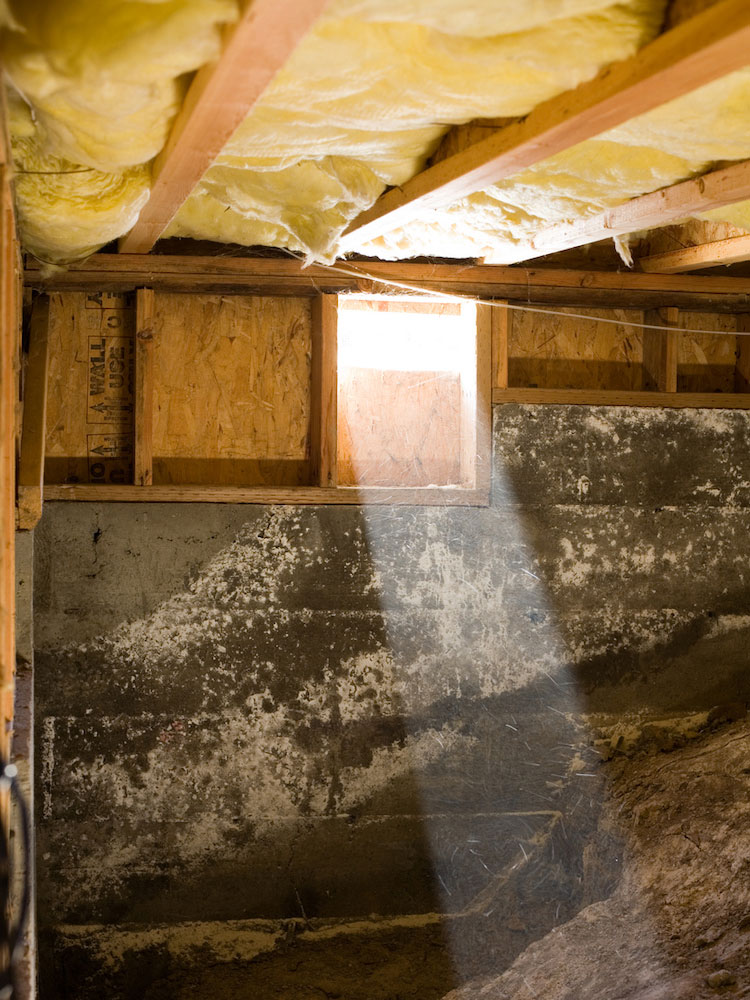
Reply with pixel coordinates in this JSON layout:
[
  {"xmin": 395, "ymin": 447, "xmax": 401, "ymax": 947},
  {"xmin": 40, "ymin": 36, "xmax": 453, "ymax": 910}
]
[
  {"xmin": 43, "ymin": 484, "xmax": 490, "ymax": 506},
  {"xmin": 17, "ymin": 296, "xmax": 50, "ymax": 530},
  {"xmin": 489, "ymin": 158, "xmax": 750, "ymax": 265},
  {"xmin": 472, "ymin": 305, "xmax": 493, "ymax": 493},
  {"xmin": 735, "ymin": 315, "xmax": 750, "ymax": 392},
  {"xmin": 310, "ymin": 293, "xmax": 338, "ymax": 488},
  {"xmin": 490, "ymin": 302, "xmax": 509, "ymax": 390},
  {"xmin": 643, "ymin": 307, "xmax": 679, "ymax": 392},
  {"xmin": 24, "ymin": 255, "xmax": 750, "ymax": 313},
  {"xmin": 339, "ymin": 0, "xmax": 750, "ymax": 250},
  {"xmin": 493, "ymin": 387, "xmax": 750, "ymax": 408},
  {"xmin": 119, "ymin": 0, "xmax": 332, "ymax": 253},
  {"xmin": 639, "ymin": 232, "xmax": 750, "ymax": 273},
  {"xmin": 134, "ymin": 289, "xmax": 155, "ymax": 486},
  {"xmin": 0, "ymin": 158, "xmax": 20, "ymax": 766}
]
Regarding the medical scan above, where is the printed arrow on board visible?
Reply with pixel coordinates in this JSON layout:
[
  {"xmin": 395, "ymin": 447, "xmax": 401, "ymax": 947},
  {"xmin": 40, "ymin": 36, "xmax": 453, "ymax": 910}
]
[
  {"xmin": 90, "ymin": 401, "xmax": 133, "ymax": 413},
  {"xmin": 90, "ymin": 444, "xmax": 130, "ymax": 456}
]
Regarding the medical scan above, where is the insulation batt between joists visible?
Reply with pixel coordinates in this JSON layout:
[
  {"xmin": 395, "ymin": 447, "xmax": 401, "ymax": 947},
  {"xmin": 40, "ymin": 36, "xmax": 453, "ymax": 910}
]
[{"xmin": 3, "ymin": 0, "xmax": 750, "ymax": 264}]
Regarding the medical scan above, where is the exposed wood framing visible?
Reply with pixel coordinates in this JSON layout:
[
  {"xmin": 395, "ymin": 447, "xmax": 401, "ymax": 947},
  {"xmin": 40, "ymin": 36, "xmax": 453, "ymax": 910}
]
[
  {"xmin": 736, "ymin": 315, "xmax": 750, "ymax": 392},
  {"xmin": 339, "ymin": 0, "xmax": 750, "ymax": 250},
  {"xmin": 643, "ymin": 307, "xmax": 679, "ymax": 392},
  {"xmin": 134, "ymin": 289, "xmax": 155, "ymax": 485},
  {"xmin": 0, "ymin": 93, "xmax": 20, "ymax": 765},
  {"xmin": 25, "ymin": 256, "xmax": 750, "ymax": 313},
  {"xmin": 43, "ymin": 485, "xmax": 490, "ymax": 506},
  {"xmin": 490, "ymin": 302, "xmax": 509, "ymax": 390},
  {"xmin": 487, "ymin": 159, "xmax": 750, "ymax": 265},
  {"xmin": 310, "ymin": 293, "xmax": 338, "ymax": 488},
  {"xmin": 639, "ymin": 231, "xmax": 750, "ymax": 273},
  {"xmin": 492, "ymin": 388, "xmax": 750, "ymax": 408},
  {"xmin": 119, "ymin": 0, "xmax": 332, "ymax": 254},
  {"xmin": 472, "ymin": 305, "xmax": 493, "ymax": 492},
  {"xmin": 17, "ymin": 296, "xmax": 50, "ymax": 530}
]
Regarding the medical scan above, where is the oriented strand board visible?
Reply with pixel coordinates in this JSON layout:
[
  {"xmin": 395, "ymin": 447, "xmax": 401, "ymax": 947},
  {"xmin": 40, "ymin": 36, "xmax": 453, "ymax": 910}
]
[
  {"xmin": 677, "ymin": 312, "xmax": 737, "ymax": 393},
  {"xmin": 45, "ymin": 291, "xmax": 135, "ymax": 484},
  {"xmin": 338, "ymin": 368, "xmax": 462, "ymax": 487},
  {"xmin": 508, "ymin": 307, "xmax": 644, "ymax": 390},
  {"xmin": 151, "ymin": 293, "xmax": 311, "ymax": 485}
]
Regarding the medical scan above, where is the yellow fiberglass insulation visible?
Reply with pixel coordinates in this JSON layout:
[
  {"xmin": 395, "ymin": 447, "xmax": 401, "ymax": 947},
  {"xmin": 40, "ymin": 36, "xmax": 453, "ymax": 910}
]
[
  {"xmin": 1, "ymin": 0, "xmax": 238, "ymax": 262},
  {"xmin": 3, "ymin": 0, "xmax": 750, "ymax": 264},
  {"xmin": 167, "ymin": 0, "xmax": 671, "ymax": 260}
]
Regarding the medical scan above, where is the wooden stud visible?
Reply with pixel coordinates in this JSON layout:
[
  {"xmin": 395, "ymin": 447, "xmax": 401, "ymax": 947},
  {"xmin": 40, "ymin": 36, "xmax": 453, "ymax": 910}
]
[
  {"xmin": 490, "ymin": 302, "xmax": 509, "ymax": 390},
  {"xmin": 135, "ymin": 289, "xmax": 155, "ymax": 486},
  {"xmin": 119, "ymin": 0, "xmax": 332, "ymax": 253},
  {"xmin": 643, "ymin": 307, "xmax": 679, "ymax": 392},
  {"xmin": 17, "ymin": 296, "xmax": 50, "ymax": 530},
  {"xmin": 339, "ymin": 0, "xmax": 750, "ymax": 249},
  {"xmin": 0, "ymin": 156, "xmax": 19, "ymax": 770},
  {"xmin": 24, "ymin": 254, "xmax": 750, "ymax": 313},
  {"xmin": 310, "ymin": 293, "xmax": 338, "ymax": 488},
  {"xmin": 735, "ymin": 315, "xmax": 750, "ymax": 392},
  {"xmin": 492, "ymin": 387, "xmax": 750, "ymax": 407},
  {"xmin": 474, "ymin": 304, "xmax": 493, "ymax": 493}
]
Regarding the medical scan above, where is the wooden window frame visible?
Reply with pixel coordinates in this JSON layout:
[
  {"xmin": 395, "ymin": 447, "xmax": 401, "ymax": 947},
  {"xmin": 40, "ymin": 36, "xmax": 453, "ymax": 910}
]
[{"xmin": 36, "ymin": 288, "xmax": 492, "ymax": 507}]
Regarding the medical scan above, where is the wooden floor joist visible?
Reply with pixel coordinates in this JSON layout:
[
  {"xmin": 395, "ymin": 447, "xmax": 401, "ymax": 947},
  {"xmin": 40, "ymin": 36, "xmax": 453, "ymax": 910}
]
[
  {"xmin": 639, "ymin": 231, "xmax": 750, "ymax": 273},
  {"xmin": 339, "ymin": 0, "xmax": 750, "ymax": 251},
  {"xmin": 119, "ymin": 0, "xmax": 332, "ymax": 254},
  {"xmin": 24, "ymin": 254, "xmax": 750, "ymax": 313},
  {"xmin": 488, "ymin": 159, "xmax": 750, "ymax": 266}
]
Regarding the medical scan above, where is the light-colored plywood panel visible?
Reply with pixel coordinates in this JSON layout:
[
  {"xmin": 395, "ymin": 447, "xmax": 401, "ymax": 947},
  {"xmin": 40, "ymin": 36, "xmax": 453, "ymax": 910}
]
[
  {"xmin": 508, "ymin": 308, "xmax": 644, "ymax": 390},
  {"xmin": 677, "ymin": 312, "xmax": 737, "ymax": 393},
  {"xmin": 338, "ymin": 368, "xmax": 462, "ymax": 487},
  {"xmin": 152, "ymin": 293, "xmax": 311, "ymax": 484},
  {"xmin": 45, "ymin": 291, "xmax": 135, "ymax": 484}
]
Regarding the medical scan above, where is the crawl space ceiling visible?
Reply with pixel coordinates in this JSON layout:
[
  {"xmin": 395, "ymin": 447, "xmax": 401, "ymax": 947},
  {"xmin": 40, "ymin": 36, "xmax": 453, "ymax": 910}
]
[{"xmin": 2, "ymin": 0, "xmax": 750, "ymax": 266}]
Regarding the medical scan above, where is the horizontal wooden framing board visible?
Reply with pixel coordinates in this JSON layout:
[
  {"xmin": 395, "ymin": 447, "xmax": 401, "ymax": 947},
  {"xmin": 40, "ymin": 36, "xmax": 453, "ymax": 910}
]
[
  {"xmin": 495, "ymin": 158, "xmax": 750, "ymax": 266},
  {"xmin": 639, "ymin": 232, "xmax": 750, "ymax": 273},
  {"xmin": 24, "ymin": 256, "xmax": 750, "ymax": 312},
  {"xmin": 339, "ymin": 0, "xmax": 750, "ymax": 248},
  {"xmin": 42, "ymin": 485, "xmax": 490, "ymax": 506},
  {"xmin": 493, "ymin": 388, "xmax": 750, "ymax": 408}
]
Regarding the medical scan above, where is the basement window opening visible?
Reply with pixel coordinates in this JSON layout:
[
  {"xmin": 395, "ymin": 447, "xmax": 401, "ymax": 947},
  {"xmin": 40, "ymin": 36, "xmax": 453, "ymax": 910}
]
[{"xmin": 336, "ymin": 295, "xmax": 487, "ymax": 493}]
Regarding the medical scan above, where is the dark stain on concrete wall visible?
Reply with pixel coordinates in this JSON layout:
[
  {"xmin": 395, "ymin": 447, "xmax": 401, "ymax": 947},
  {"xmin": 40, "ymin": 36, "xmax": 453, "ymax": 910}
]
[{"xmin": 33, "ymin": 404, "xmax": 750, "ymax": 999}]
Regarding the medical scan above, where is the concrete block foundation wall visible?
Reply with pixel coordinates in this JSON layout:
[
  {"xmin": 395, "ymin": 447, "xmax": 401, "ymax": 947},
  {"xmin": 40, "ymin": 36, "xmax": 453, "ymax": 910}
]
[{"xmin": 33, "ymin": 404, "xmax": 750, "ymax": 999}]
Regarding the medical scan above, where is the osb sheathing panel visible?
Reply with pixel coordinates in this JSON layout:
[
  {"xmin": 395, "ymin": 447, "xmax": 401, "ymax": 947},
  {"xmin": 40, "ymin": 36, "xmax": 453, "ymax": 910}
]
[
  {"xmin": 508, "ymin": 308, "xmax": 645, "ymax": 391},
  {"xmin": 45, "ymin": 291, "xmax": 136, "ymax": 485},
  {"xmin": 151, "ymin": 293, "xmax": 312, "ymax": 486},
  {"xmin": 337, "ymin": 367, "xmax": 462, "ymax": 487},
  {"xmin": 676, "ymin": 311, "xmax": 738, "ymax": 393},
  {"xmin": 44, "ymin": 291, "xmax": 313, "ymax": 486}
]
